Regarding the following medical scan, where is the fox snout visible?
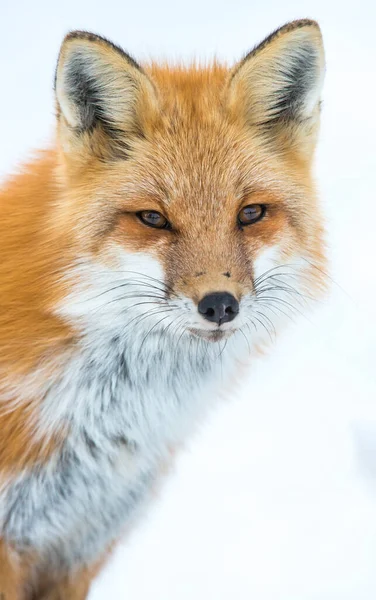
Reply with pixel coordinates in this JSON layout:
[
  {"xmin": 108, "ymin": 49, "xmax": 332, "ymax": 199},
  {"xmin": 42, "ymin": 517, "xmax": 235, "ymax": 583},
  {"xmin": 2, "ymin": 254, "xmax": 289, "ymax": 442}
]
[{"xmin": 171, "ymin": 268, "xmax": 247, "ymax": 332}]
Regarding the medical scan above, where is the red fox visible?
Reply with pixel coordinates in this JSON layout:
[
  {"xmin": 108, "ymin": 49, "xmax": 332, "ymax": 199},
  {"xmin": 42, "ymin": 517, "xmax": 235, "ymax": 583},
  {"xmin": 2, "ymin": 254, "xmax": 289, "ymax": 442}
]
[{"xmin": 0, "ymin": 19, "xmax": 326, "ymax": 599}]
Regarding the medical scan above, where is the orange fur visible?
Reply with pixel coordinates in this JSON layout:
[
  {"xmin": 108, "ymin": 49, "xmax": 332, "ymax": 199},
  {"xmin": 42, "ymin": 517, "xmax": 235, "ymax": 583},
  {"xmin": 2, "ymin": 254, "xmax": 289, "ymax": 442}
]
[
  {"xmin": 0, "ymin": 153, "xmax": 73, "ymax": 476},
  {"xmin": 0, "ymin": 539, "xmax": 110, "ymax": 600},
  {"xmin": 0, "ymin": 20, "xmax": 326, "ymax": 598},
  {"xmin": 33, "ymin": 555, "xmax": 109, "ymax": 600},
  {"xmin": 0, "ymin": 539, "xmax": 26, "ymax": 600}
]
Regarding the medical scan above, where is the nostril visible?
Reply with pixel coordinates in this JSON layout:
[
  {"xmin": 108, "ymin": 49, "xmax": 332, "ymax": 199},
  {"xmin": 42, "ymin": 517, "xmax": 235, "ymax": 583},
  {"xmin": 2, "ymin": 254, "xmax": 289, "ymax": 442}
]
[{"xmin": 198, "ymin": 292, "xmax": 239, "ymax": 325}]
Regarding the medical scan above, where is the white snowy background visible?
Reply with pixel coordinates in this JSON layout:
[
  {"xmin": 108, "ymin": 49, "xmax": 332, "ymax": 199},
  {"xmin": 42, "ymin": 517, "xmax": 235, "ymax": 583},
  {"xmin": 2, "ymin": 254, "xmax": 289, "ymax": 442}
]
[{"xmin": 1, "ymin": 0, "xmax": 376, "ymax": 598}]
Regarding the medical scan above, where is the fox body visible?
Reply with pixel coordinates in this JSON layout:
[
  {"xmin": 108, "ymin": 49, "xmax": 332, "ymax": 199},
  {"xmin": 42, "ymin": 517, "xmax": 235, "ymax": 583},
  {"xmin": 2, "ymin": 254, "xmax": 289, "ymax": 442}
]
[{"xmin": 0, "ymin": 20, "xmax": 326, "ymax": 599}]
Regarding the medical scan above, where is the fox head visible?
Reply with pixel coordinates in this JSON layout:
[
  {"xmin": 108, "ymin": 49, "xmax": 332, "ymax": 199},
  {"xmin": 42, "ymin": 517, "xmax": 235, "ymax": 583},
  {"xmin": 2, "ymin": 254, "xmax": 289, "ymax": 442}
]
[{"xmin": 54, "ymin": 20, "xmax": 326, "ymax": 348}]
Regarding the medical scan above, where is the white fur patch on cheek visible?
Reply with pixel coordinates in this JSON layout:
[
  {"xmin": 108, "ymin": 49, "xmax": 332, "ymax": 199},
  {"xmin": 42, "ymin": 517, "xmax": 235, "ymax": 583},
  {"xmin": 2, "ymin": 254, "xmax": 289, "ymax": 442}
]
[
  {"xmin": 236, "ymin": 244, "xmax": 318, "ymax": 348},
  {"xmin": 57, "ymin": 249, "xmax": 166, "ymax": 327},
  {"xmin": 113, "ymin": 249, "xmax": 166, "ymax": 283},
  {"xmin": 253, "ymin": 244, "xmax": 282, "ymax": 282},
  {"xmin": 252, "ymin": 244, "xmax": 312, "ymax": 298}
]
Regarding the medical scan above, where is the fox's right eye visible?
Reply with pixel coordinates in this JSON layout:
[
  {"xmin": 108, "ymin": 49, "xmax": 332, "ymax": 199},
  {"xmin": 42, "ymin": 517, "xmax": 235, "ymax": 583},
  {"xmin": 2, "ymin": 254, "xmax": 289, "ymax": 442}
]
[{"xmin": 137, "ymin": 210, "xmax": 172, "ymax": 230}]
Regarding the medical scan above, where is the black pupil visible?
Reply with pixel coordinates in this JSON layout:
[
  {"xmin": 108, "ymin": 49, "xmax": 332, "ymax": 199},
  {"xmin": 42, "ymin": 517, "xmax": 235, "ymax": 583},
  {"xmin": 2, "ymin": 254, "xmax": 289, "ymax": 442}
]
[
  {"xmin": 144, "ymin": 211, "xmax": 163, "ymax": 225},
  {"xmin": 240, "ymin": 205, "xmax": 263, "ymax": 223},
  {"xmin": 243, "ymin": 206, "xmax": 258, "ymax": 220}
]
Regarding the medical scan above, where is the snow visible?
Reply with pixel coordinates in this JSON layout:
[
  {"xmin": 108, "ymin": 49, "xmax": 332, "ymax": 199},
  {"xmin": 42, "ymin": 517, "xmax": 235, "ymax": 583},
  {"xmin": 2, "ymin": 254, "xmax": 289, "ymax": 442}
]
[{"xmin": 1, "ymin": 0, "xmax": 375, "ymax": 598}]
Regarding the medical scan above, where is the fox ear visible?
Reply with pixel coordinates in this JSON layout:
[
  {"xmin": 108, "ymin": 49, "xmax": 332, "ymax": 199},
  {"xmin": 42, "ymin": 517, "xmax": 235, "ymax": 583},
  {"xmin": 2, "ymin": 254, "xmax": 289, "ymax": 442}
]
[
  {"xmin": 228, "ymin": 20, "xmax": 325, "ymax": 155},
  {"xmin": 55, "ymin": 31, "xmax": 158, "ymax": 158}
]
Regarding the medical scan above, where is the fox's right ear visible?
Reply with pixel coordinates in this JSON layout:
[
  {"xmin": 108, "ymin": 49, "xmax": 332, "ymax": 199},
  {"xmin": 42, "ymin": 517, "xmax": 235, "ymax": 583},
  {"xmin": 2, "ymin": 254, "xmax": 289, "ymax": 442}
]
[{"xmin": 55, "ymin": 31, "xmax": 158, "ymax": 159}]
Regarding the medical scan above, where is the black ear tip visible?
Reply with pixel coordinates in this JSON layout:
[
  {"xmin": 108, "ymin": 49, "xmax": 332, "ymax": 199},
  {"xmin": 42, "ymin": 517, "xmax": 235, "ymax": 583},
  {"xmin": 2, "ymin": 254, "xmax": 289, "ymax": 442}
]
[
  {"xmin": 271, "ymin": 19, "xmax": 322, "ymax": 39},
  {"xmin": 261, "ymin": 18, "xmax": 323, "ymax": 50},
  {"xmin": 58, "ymin": 30, "xmax": 142, "ymax": 74},
  {"xmin": 62, "ymin": 30, "xmax": 107, "ymax": 45},
  {"xmin": 282, "ymin": 18, "xmax": 320, "ymax": 30}
]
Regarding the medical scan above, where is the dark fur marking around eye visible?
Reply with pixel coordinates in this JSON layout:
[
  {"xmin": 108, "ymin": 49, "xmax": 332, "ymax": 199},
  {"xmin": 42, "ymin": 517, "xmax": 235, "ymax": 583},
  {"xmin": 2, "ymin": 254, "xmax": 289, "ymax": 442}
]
[{"xmin": 223, "ymin": 272, "xmax": 231, "ymax": 278}]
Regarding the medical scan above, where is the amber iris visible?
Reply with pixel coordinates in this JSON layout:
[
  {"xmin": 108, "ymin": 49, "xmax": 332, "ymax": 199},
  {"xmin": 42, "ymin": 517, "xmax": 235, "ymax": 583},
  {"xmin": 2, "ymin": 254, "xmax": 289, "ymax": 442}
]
[{"xmin": 237, "ymin": 204, "xmax": 265, "ymax": 226}]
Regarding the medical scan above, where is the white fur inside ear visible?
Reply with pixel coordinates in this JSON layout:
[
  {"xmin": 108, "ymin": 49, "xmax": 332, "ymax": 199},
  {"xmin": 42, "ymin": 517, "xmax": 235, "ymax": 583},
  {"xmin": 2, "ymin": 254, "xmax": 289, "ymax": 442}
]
[
  {"xmin": 301, "ymin": 58, "xmax": 325, "ymax": 118},
  {"xmin": 55, "ymin": 37, "xmax": 154, "ymax": 135},
  {"xmin": 56, "ymin": 73, "xmax": 81, "ymax": 128},
  {"xmin": 280, "ymin": 29, "xmax": 325, "ymax": 119},
  {"xmin": 230, "ymin": 23, "xmax": 325, "ymax": 127}
]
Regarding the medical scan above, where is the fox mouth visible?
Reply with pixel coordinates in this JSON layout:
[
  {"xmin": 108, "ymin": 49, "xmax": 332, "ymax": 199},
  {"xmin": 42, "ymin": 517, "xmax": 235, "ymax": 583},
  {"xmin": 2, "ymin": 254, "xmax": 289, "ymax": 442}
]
[{"xmin": 188, "ymin": 327, "xmax": 235, "ymax": 342}]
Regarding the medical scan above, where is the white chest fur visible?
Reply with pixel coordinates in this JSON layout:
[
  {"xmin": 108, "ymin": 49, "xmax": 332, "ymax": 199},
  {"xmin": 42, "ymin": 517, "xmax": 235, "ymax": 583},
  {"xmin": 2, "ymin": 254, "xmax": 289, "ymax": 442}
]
[{"xmin": 1, "ymin": 328, "xmax": 244, "ymax": 570}]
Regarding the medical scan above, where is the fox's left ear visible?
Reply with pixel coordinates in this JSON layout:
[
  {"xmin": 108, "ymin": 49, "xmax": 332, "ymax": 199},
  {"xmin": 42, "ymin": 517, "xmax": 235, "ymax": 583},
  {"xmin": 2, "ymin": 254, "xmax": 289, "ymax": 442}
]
[{"xmin": 228, "ymin": 20, "xmax": 325, "ymax": 157}]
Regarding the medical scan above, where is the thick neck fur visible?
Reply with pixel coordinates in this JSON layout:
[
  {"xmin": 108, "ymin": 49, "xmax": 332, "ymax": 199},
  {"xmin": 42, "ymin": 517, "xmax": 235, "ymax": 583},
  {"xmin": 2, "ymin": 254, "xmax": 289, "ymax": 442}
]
[{"xmin": 0, "ymin": 152, "xmax": 75, "ymax": 378}]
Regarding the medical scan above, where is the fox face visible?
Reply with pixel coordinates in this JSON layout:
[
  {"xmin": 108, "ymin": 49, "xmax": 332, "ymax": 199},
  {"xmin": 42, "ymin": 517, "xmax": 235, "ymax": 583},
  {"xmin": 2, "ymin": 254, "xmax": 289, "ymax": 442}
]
[{"xmin": 55, "ymin": 21, "xmax": 326, "ymax": 347}]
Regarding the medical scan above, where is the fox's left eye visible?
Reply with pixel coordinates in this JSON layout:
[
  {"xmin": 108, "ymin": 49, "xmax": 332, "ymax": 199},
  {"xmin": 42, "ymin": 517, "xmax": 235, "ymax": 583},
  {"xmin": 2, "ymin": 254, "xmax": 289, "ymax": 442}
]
[
  {"xmin": 137, "ymin": 210, "xmax": 171, "ymax": 230},
  {"xmin": 237, "ymin": 204, "xmax": 266, "ymax": 226}
]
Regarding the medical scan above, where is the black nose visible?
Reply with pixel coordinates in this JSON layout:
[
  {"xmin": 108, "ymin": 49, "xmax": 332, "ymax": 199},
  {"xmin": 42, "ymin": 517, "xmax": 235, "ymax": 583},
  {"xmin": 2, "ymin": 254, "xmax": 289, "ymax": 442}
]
[{"xmin": 198, "ymin": 292, "xmax": 239, "ymax": 325}]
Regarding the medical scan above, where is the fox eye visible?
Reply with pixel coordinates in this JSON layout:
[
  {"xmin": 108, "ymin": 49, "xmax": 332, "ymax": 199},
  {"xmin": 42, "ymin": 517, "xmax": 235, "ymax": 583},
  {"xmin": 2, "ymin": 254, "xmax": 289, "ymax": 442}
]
[
  {"xmin": 137, "ymin": 210, "xmax": 171, "ymax": 230},
  {"xmin": 238, "ymin": 204, "xmax": 265, "ymax": 226}
]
